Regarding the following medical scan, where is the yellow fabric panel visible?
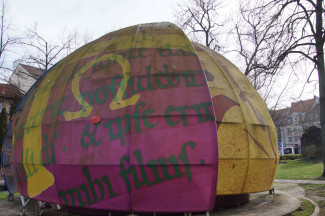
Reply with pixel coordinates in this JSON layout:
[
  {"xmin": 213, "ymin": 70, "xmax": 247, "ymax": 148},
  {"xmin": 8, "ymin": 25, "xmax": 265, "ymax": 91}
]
[
  {"xmin": 199, "ymin": 54, "xmax": 235, "ymax": 89},
  {"xmin": 195, "ymin": 49, "xmax": 244, "ymax": 124},
  {"xmin": 91, "ymin": 34, "xmax": 192, "ymax": 54},
  {"xmin": 246, "ymin": 124, "xmax": 278, "ymax": 159},
  {"xmin": 243, "ymin": 159, "xmax": 278, "ymax": 193},
  {"xmin": 64, "ymin": 33, "xmax": 193, "ymax": 66},
  {"xmin": 216, "ymin": 159, "xmax": 248, "ymax": 195},
  {"xmin": 219, "ymin": 65, "xmax": 270, "ymax": 125},
  {"xmin": 197, "ymin": 42, "xmax": 274, "ymax": 127},
  {"xmin": 194, "ymin": 42, "xmax": 279, "ymax": 195},
  {"xmin": 59, "ymin": 23, "xmax": 192, "ymax": 72},
  {"xmin": 217, "ymin": 121, "xmax": 249, "ymax": 159}
]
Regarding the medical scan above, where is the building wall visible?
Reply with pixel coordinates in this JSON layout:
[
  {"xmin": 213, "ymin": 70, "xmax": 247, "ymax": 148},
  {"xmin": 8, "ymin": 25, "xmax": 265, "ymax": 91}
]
[
  {"xmin": 9, "ymin": 64, "xmax": 38, "ymax": 93},
  {"xmin": 273, "ymin": 97, "xmax": 320, "ymax": 155},
  {"xmin": 280, "ymin": 124, "xmax": 303, "ymax": 154}
]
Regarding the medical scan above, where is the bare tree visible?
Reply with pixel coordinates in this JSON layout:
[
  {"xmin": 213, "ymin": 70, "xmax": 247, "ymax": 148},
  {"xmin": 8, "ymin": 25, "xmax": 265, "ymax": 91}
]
[
  {"xmin": 237, "ymin": 0, "xmax": 325, "ymax": 176},
  {"xmin": 227, "ymin": 1, "xmax": 306, "ymax": 109},
  {"xmin": 174, "ymin": 0, "xmax": 224, "ymax": 51},
  {"xmin": 6, "ymin": 25, "xmax": 93, "ymax": 94},
  {"xmin": 174, "ymin": 0, "xmax": 295, "ymax": 109},
  {"xmin": 20, "ymin": 24, "xmax": 76, "ymax": 71},
  {"xmin": 65, "ymin": 29, "xmax": 93, "ymax": 56},
  {"xmin": 81, "ymin": 29, "xmax": 94, "ymax": 45},
  {"xmin": 174, "ymin": 0, "xmax": 325, "ymax": 171},
  {"xmin": 274, "ymin": 0, "xmax": 324, "ymax": 176},
  {"xmin": 231, "ymin": 3, "xmax": 287, "ymax": 88},
  {"xmin": 0, "ymin": 0, "xmax": 19, "ymax": 75}
]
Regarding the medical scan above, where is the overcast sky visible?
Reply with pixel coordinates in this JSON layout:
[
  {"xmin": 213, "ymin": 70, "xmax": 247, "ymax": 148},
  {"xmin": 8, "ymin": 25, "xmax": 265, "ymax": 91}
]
[
  {"xmin": 5, "ymin": 0, "xmax": 319, "ymax": 108},
  {"xmin": 9, "ymin": 0, "xmax": 179, "ymax": 40}
]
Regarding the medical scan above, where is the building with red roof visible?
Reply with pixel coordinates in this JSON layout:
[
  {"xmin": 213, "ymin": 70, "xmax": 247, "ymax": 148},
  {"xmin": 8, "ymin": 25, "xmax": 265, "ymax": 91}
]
[{"xmin": 272, "ymin": 96, "xmax": 320, "ymax": 154}]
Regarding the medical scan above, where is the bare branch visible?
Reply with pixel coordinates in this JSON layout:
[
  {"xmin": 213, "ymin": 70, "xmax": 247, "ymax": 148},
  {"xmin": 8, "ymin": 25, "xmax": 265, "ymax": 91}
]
[
  {"xmin": 173, "ymin": 0, "xmax": 224, "ymax": 51},
  {"xmin": 20, "ymin": 24, "xmax": 81, "ymax": 71}
]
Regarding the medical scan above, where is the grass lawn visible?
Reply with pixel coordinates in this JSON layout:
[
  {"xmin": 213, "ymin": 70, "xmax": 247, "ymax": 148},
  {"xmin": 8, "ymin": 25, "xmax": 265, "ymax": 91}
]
[
  {"xmin": 0, "ymin": 192, "xmax": 10, "ymax": 201},
  {"xmin": 0, "ymin": 192, "xmax": 9, "ymax": 201},
  {"xmin": 275, "ymin": 159, "xmax": 325, "ymax": 180},
  {"xmin": 0, "ymin": 192, "xmax": 20, "ymax": 201},
  {"xmin": 285, "ymin": 198, "xmax": 315, "ymax": 216}
]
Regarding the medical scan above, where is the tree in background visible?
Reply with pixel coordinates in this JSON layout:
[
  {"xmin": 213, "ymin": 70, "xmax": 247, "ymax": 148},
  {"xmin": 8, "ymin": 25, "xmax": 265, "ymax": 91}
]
[
  {"xmin": 65, "ymin": 29, "xmax": 93, "ymax": 55},
  {"xmin": 175, "ymin": 0, "xmax": 325, "ymax": 176},
  {"xmin": 249, "ymin": 0, "xmax": 325, "ymax": 177},
  {"xmin": 19, "ymin": 24, "xmax": 94, "ymax": 71},
  {"xmin": 174, "ymin": 0, "xmax": 224, "ymax": 51},
  {"xmin": 9, "ymin": 94, "xmax": 20, "ymax": 119},
  {"xmin": 229, "ymin": 2, "xmax": 295, "ymax": 108},
  {"xmin": 0, "ymin": 107, "xmax": 7, "ymax": 162},
  {"xmin": 174, "ymin": 0, "xmax": 293, "ymax": 108},
  {"xmin": 20, "ymin": 24, "xmax": 76, "ymax": 71},
  {"xmin": 0, "ymin": 0, "xmax": 20, "ymax": 78}
]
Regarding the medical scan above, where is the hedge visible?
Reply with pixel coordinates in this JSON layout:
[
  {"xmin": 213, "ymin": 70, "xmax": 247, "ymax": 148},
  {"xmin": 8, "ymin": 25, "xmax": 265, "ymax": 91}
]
[{"xmin": 280, "ymin": 154, "xmax": 302, "ymax": 160}]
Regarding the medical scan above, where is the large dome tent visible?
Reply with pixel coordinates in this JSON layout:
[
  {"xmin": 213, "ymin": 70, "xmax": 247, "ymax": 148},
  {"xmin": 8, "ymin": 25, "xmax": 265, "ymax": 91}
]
[{"xmin": 1, "ymin": 22, "xmax": 278, "ymax": 214}]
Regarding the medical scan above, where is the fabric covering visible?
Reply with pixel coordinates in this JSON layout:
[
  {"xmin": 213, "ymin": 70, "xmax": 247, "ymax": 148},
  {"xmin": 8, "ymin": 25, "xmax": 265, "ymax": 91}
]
[{"xmin": 1, "ymin": 22, "xmax": 278, "ymax": 213}]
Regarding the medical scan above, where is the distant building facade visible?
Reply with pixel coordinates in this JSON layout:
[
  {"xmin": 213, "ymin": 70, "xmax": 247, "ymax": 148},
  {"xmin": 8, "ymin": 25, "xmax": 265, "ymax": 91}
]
[
  {"xmin": 9, "ymin": 63, "xmax": 44, "ymax": 93},
  {"xmin": 272, "ymin": 96, "xmax": 320, "ymax": 155}
]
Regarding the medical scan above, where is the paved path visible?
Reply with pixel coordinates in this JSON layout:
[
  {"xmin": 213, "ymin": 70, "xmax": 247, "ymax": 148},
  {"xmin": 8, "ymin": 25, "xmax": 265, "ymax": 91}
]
[
  {"xmin": 275, "ymin": 179, "xmax": 325, "ymax": 184},
  {"xmin": 274, "ymin": 182, "xmax": 305, "ymax": 197},
  {"xmin": 0, "ymin": 179, "xmax": 319, "ymax": 216},
  {"xmin": 274, "ymin": 181, "xmax": 320, "ymax": 216},
  {"xmin": 0, "ymin": 191, "xmax": 302, "ymax": 216},
  {"xmin": 204, "ymin": 190, "xmax": 301, "ymax": 216}
]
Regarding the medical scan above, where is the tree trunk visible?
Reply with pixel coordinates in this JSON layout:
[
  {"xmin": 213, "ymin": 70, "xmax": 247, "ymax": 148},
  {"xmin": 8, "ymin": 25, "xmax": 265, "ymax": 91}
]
[
  {"xmin": 319, "ymin": 59, "xmax": 325, "ymax": 177},
  {"xmin": 315, "ymin": 0, "xmax": 325, "ymax": 177}
]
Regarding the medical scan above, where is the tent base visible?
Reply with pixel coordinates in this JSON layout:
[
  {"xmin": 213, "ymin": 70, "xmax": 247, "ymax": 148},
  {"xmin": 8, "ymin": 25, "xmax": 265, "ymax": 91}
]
[{"xmin": 213, "ymin": 194, "xmax": 250, "ymax": 209}]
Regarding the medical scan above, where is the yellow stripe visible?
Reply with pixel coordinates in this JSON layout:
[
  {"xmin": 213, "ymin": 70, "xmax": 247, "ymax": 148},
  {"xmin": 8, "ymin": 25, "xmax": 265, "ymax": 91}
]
[
  {"xmin": 93, "ymin": 34, "xmax": 194, "ymax": 53},
  {"xmin": 64, "ymin": 34, "xmax": 195, "ymax": 64},
  {"xmin": 23, "ymin": 69, "xmax": 59, "ymax": 197}
]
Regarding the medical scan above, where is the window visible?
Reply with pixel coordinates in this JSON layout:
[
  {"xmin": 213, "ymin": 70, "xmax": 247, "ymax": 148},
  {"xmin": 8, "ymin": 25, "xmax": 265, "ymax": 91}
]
[
  {"xmin": 307, "ymin": 114, "xmax": 312, "ymax": 121},
  {"xmin": 294, "ymin": 137, "xmax": 298, "ymax": 142},
  {"xmin": 288, "ymin": 137, "xmax": 292, "ymax": 142},
  {"xmin": 287, "ymin": 128, "xmax": 292, "ymax": 133},
  {"xmin": 285, "ymin": 148, "xmax": 293, "ymax": 154},
  {"xmin": 300, "ymin": 113, "xmax": 305, "ymax": 121}
]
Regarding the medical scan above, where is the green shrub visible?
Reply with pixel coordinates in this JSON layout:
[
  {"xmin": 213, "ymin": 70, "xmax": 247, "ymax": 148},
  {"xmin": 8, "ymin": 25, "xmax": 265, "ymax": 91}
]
[
  {"xmin": 302, "ymin": 145, "xmax": 321, "ymax": 159},
  {"xmin": 280, "ymin": 154, "xmax": 301, "ymax": 160}
]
